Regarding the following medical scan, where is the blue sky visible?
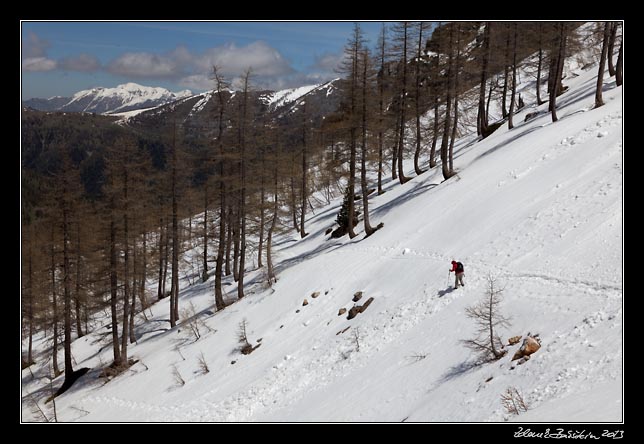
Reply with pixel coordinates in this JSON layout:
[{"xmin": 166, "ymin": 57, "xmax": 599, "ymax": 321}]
[{"xmin": 21, "ymin": 21, "xmax": 387, "ymax": 99}]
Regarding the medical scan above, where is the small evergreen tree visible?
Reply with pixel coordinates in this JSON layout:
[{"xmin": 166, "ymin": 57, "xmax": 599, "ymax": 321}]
[{"xmin": 334, "ymin": 186, "xmax": 361, "ymax": 238}]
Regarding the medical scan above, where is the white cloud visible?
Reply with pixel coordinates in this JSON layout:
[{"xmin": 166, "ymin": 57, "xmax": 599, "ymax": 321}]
[
  {"xmin": 107, "ymin": 52, "xmax": 183, "ymax": 78},
  {"xmin": 22, "ymin": 32, "xmax": 50, "ymax": 58},
  {"xmin": 22, "ymin": 57, "xmax": 57, "ymax": 72},
  {"xmin": 59, "ymin": 54, "xmax": 101, "ymax": 72},
  {"xmin": 194, "ymin": 41, "xmax": 294, "ymax": 78},
  {"xmin": 178, "ymin": 74, "xmax": 214, "ymax": 91}
]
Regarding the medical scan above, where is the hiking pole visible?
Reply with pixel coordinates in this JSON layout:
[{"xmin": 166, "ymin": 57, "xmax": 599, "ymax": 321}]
[{"xmin": 447, "ymin": 270, "xmax": 451, "ymax": 287}]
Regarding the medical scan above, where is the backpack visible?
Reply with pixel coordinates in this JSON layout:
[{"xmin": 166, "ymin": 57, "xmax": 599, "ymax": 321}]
[{"xmin": 456, "ymin": 262, "xmax": 464, "ymax": 273}]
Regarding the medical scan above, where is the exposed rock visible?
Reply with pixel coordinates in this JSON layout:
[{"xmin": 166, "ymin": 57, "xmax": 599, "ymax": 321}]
[
  {"xmin": 517, "ymin": 355, "xmax": 531, "ymax": 365},
  {"xmin": 241, "ymin": 343, "xmax": 261, "ymax": 355},
  {"xmin": 338, "ymin": 308, "xmax": 347, "ymax": 316},
  {"xmin": 231, "ymin": 360, "xmax": 236, "ymax": 365},
  {"xmin": 347, "ymin": 297, "xmax": 375, "ymax": 320},
  {"xmin": 311, "ymin": 292, "xmax": 320, "ymax": 299},
  {"xmin": 508, "ymin": 335, "xmax": 522, "ymax": 345},
  {"xmin": 325, "ymin": 228, "xmax": 333, "ymax": 235},
  {"xmin": 302, "ymin": 299, "xmax": 309, "ymax": 306},
  {"xmin": 353, "ymin": 291, "xmax": 363, "ymax": 302},
  {"xmin": 361, "ymin": 297, "xmax": 374, "ymax": 311},
  {"xmin": 336, "ymin": 326, "xmax": 351, "ymax": 335},
  {"xmin": 512, "ymin": 336, "xmax": 541, "ymax": 361},
  {"xmin": 524, "ymin": 112, "xmax": 539, "ymax": 122}
]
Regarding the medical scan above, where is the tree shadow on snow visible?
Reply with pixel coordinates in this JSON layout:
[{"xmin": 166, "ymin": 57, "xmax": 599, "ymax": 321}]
[{"xmin": 439, "ymin": 359, "xmax": 480, "ymax": 383}]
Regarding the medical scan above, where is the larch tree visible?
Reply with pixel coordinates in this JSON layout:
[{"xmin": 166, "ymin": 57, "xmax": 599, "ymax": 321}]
[
  {"xmin": 508, "ymin": 22, "xmax": 518, "ymax": 130},
  {"xmin": 359, "ymin": 48, "xmax": 383, "ymax": 237},
  {"xmin": 477, "ymin": 21, "xmax": 492, "ymax": 137},
  {"xmin": 391, "ymin": 21, "xmax": 413, "ymax": 185},
  {"xmin": 338, "ymin": 23, "xmax": 365, "ymax": 239},
  {"xmin": 595, "ymin": 21, "xmax": 611, "ymax": 109},
  {"xmin": 376, "ymin": 23, "xmax": 388, "ymax": 195},
  {"xmin": 615, "ymin": 38, "xmax": 623, "ymax": 86},
  {"xmin": 413, "ymin": 21, "xmax": 429, "ymax": 176}
]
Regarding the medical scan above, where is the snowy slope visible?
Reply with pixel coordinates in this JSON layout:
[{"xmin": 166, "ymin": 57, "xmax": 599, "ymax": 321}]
[{"xmin": 21, "ymin": 60, "xmax": 622, "ymax": 423}]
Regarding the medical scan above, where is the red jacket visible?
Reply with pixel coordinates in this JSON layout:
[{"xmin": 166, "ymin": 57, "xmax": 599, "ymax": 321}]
[{"xmin": 450, "ymin": 261, "xmax": 463, "ymax": 273}]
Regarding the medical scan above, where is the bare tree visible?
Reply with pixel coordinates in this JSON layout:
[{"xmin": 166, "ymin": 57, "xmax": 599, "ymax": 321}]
[
  {"xmin": 462, "ymin": 275, "xmax": 511, "ymax": 362},
  {"xmin": 391, "ymin": 21, "xmax": 413, "ymax": 184},
  {"xmin": 359, "ymin": 48, "xmax": 383, "ymax": 237},
  {"xmin": 615, "ymin": 38, "xmax": 623, "ymax": 86},
  {"xmin": 508, "ymin": 22, "xmax": 518, "ymax": 130},
  {"xmin": 413, "ymin": 22, "xmax": 429, "ymax": 175},
  {"xmin": 607, "ymin": 22, "xmax": 618, "ymax": 77},
  {"xmin": 595, "ymin": 21, "xmax": 611, "ymax": 109},
  {"xmin": 501, "ymin": 386, "xmax": 530, "ymax": 415},
  {"xmin": 477, "ymin": 22, "xmax": 492, "ymax": 136},
  {"xmin": 376, "ymin": 23, "xmax": 387, "ymax": 195},
  {"xmin": 212, "ymin": 66, "xmax": 229, "ymax": 312}
]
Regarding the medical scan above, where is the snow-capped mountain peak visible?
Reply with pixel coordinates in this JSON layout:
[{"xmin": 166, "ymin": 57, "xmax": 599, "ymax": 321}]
[{"xmin": 24, "ymin": 83, "xmax": 194, "ymax": 115}]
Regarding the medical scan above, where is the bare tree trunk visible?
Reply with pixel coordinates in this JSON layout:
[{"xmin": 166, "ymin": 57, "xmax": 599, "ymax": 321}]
[
  {"xmin": 130, "ymin": 228, "xmax": 138, "ymax": 338},
  {"xmin": 607, "ymin": 22, "xmax": 618, "ymax": 77},
  {"xmin": 397, "ymin": 22, "xmax": 411, "ymax": 185},
  {"xmin": 502, "ymin": 29, "xmax": 510, "ymax": 119},
  {"xmin": 202, "ymin": 183, "xmax": 209, "ymax": 282},
  {"xmin": 51, "ymin": 235, "xmax": 60, "ymax": 375},
  {"xmin": 121, "ymin": 168, "xmax": 130, "ymax": 362},
  {"xmin": 486, "ymin": 79, "xmax": 494, "ymax": 123},
  {"xmin": 289, "ymin": 173, "xmax": 299, "ymax": 233},
  {"xmin": 536, "ymin": 24, "xmax": 545, "ymax": 106},
  {"xmin": 377, "ymin": 23, "xmax": 386, "ymax": 195},
  {"xmin": 595, "ymin": 21, "xmax": 611, "ymax": 109},
  {"xmin": 615, "ymin": 39, "xmax": 622, "ymax": 86},
  {"xmin": 441, "ymin": 25, "xmax": 455, "ymax": 180},
  {"xmin": 477, "ymin": 22, "xmax": 491, "ymax": 137},
  {"xmin": 258, "ymin": 152, "xmax": 265, "ymax": 268},
  {"xmin": 232, "ymin": 207, "xmax": 240, "ymax": 282},
  {"xmin": 391, "ymin": 118, "xmax": 398, "ymax": 180},
  {"xmin": 109, "ymin": 198, "xmax": 121, "ymax": 366},
  {"xmin": 508, "ymin": 23, "xmax": 518, "ymax": 130},
  {"xmin": 429, "ymin": 94, "xmax": 439, "ymax": 168},
  {"xmin": 26, "ymin": 233, "xmax": 34, "ymax": 364},
  {"xmin": 361, "ymin": 49, "xmax": 380, "ymax": 237},
  {"xmin": 212, "ymin": 67, "xmax": 228, "ymax": 311},
  {"xmin": 266, "ymin": 162, "xmax": 278, "ymax": 285},
  {"xmin": 550, "ymin": 23, "xmax": 568, "ymax": 123},
  {"xmin": 139, "ymin": 232, "xmax": 148, "ymax": 310},
  {"xmin": 449, "ymin": 23, "xmax": 462, "ymax": 172},
  {"xmin": 225, "ymin": 208, "xmax": 232, "ymax": 276},
  {"xmin": 74, "ymin": 223, "xmax": 84, "ymax": 338},
  {"xmin": 170, "ymin": 123, "xmax": 179, "ymax": 327},
  {"xmin": 237, "ymin": 71, "xmax": 250, "ymax": 301},
  {"xmin": 61, "ymin": 195, "xmax": 75, "ymax": 378},
  {"xmin": 413, "ymin": 22, "xmax": 425, "ymax": 176},
  {"xmin": 156, "ymin": 223, "xmax": 164, "ymax": 300},
  {"xmin": 300, "ymin": 104, "xmax": 308, "ymax": 238}
]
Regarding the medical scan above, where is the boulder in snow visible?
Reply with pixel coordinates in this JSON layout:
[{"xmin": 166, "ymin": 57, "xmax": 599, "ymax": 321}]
[
  {"xmin": 511, "ymin": 336, "xmax": 541, "ymax": 361},
  {"xmin": 353, "ymin": 291, "xmax": 363, "ymax": 302},
  {"xmin": 311, "ymin": 291, "xmax": 320, "ymax": 298},
  {"xmin": 508, "ymin": 335, "xmax": 522, "ymax": 345},
  {"xmin": 338, "ymin": 308, "xmax": 347, "ymax": 316},
  {"xmin": 303, "ymin": 299, "xmax": 309, "ymax": 306}
]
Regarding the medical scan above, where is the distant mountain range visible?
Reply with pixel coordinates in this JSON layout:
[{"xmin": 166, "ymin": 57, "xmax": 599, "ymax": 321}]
[{"xmin": 22, "ymin": 83, "xmax": 193, "ymax": 114}]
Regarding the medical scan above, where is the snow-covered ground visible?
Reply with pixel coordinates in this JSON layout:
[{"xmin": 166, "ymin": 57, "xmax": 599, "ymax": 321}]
[{"xmin": 21, "ymin": 57, "xmax": 622, "ymax": 423}]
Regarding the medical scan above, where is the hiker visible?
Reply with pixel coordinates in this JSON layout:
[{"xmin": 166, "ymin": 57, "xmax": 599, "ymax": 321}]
[{"xmin": 449, "ymin": 260, "xmax": 465, "ymax": 288}]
